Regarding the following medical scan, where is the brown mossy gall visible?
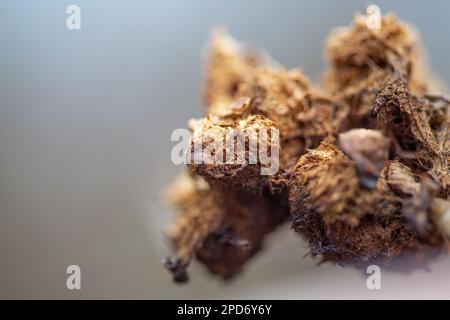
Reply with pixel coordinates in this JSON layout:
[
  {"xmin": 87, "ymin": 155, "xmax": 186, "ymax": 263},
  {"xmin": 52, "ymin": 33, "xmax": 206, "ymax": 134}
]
[
  {"xmin": 288, "ymin": 141, "xmax": 447, "ymax": 265},
  {"xmin": 163, "ymin": 8, "xmax": 450, "ymax": 283},
  {"xmin": 164, "ymin": 173, "xmax": 287, "ymax": 282}
]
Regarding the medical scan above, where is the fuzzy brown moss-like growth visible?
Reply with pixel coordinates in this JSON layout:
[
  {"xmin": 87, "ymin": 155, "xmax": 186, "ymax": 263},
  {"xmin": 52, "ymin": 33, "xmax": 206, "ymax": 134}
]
[
  {"xmin": 233, "ymin": 67, "xmax": 345, "ymax": 152},
  {"xmin": 375, "ymin": 76, "xmax": 449, "ymax": 195},
  {"xmin": 190, "ymin": 66, "xmax": 345, "ymax": 194},
  {"xmin": 288, "ymin": 141, "xmax": 447, "ymax": 265},
  {"xmin": 324, "ymin": 13, "xmax": 433, "ymax": 130},
  {"xmin": 187, "ymin": 113, "xmax": 282, "ymax": 194},
  {"xmin": 164, "ymin": 172, "xmax": 288, "ymax": 282},
  {"xmin": 325, "ymin": 13, "xmax": 426, "ymax": 93},
  {"xmin": 163, "ymin": 9, "xmax": 450, "ymax": 283},
  {"xmin": 204, "ymin": 29, "xmax": 266, "ymax": 116}
]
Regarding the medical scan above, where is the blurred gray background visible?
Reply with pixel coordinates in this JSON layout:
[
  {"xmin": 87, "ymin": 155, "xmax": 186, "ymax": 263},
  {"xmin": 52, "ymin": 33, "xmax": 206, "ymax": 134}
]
[{"xmin": 1, "ymin": 0, "xmax": 450, "ymax": 299}]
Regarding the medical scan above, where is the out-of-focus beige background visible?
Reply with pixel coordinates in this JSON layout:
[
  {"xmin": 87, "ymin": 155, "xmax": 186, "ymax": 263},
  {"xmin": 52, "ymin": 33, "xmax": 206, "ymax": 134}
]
[{"xmin": 1, "ymin": 0, "xmax": 450, "ymax": 299}]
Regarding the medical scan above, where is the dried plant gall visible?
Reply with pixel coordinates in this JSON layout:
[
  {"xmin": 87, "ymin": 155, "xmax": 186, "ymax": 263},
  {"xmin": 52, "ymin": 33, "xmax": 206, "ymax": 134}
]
[
  {"xmin": 325, "ymin": 13, "xmax": 426, "ymax": 93},
  {"xmin": 289, "ymin": 141, "xmax": 378, "ymax": 227},
  {"xmin": 194, "ymin": 65, "xmax": 345, "ymax": 194},
  {"xmin": 288, "ymin": 143, "xmax": 447, "ymax": 265},
  {"xmin": 164, "ymin": 173, "xmax": 287, "ymax": 282},
  {"xmin": 375, "ymin": 76, "xmax": 449, "ymax": 193},
  {"xmin": 204, "ymin": 29, "xmax": 267, "ymax": 117},
  {"xmin": 233, "ymin": 67, "xmax": 345, "ymax": 150},
  {"xmin": 163, "ymin": 8, "xmax": 450, "ymax": 283},
  {"xmin": 187, "ymin": 114, "xmax": 281, "ymax": 193},
  {"xmin": 324, "ymin": 13, "xmax": 436, "ymax": 130}
]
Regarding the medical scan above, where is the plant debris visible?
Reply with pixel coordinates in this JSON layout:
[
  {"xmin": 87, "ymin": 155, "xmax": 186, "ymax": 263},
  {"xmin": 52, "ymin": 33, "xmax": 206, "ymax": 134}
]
[
  {"xmin": 163, "ymin": 8, "xmax": 450, "ymax": 283},
  {"xmin": 163, "ymin": 172, "xmax": 287, "ymax": 283}
]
